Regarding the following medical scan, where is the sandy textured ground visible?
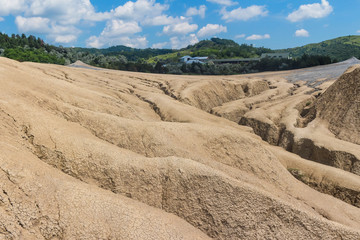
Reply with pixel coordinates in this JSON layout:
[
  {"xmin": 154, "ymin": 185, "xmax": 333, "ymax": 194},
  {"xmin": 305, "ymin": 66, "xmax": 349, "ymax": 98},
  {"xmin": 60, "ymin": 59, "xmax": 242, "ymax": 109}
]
[{"xmin": 1, "ymin": 57, "xmax": 360, "ymax": 239}]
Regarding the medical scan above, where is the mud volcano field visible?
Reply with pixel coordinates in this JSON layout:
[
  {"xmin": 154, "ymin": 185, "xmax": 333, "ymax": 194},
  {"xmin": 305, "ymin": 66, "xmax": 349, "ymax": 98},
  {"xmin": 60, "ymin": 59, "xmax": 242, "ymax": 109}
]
[{"xmin": 1, "ymin": 57, "xmax": 360, "ymax": 239}]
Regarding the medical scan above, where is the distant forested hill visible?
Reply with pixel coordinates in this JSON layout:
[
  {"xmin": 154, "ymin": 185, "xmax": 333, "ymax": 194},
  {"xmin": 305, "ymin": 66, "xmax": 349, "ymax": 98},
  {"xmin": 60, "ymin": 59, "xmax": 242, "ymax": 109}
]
[
  {"xmin": 184, "ymin": 38, "xmax": 273, "ymax": 59},
  {"xmin": 0, "ymin": 33, "xmax": 174, "ymax": 64},
  {"xmin": 278, "ymin": 35, "xmax": 360, "ymax": 61},
  {"xmin": 148, "ymin": 38, "xmax": 273, "ymax": 63},
  {"xmin": 0, "ymin": 33, "xmax": 356, "ymax": 75},
  {"xmin": 71, "ymin": 46, "xmax": 175, "ymax": 62},
  {"xmin": 0, "ymin": 33, "xmax": 65, "ymax": 64}
]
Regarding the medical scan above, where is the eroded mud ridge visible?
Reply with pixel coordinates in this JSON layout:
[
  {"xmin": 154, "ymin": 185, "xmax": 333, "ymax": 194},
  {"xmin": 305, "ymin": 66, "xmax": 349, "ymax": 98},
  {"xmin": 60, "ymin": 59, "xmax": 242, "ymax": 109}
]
[
  {"xmin": 208, "ymin": 63, "xmax": 360, "ymax": 208},
  {"xmin": 1, "ymin": 57, "xmax": 360, "ymax": 239}
]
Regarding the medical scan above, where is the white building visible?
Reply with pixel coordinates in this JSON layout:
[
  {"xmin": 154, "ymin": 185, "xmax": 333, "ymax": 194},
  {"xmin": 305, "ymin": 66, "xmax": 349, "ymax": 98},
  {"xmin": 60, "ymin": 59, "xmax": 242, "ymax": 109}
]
[{"xmin": 180, "ymin": 56, "xmax": 208, "ymax": 64}]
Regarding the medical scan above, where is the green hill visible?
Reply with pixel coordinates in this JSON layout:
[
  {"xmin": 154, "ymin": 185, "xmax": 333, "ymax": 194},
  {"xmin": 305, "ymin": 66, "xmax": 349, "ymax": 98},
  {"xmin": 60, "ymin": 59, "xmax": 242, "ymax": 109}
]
[
  {"xmin": 0, "ymin": 33, "xmax": 359, "ymax": 75},
  {"xmin": 0, "ymin": 33, "xmax": 65, "ymax": 64},
  {"xmin": 278, "ymin": 35, "xmax": 360, "ymax": 61},
  {"xmin": 73, "ymin": 46, "xmax": 175, "ymax": 62},
  {"xmin": 184, "ymin": 38, "xmax": 272, "ymax": 59},
  {"xmin": 148, "ymin": 38, "xmax": 273, "ymax": 63}
]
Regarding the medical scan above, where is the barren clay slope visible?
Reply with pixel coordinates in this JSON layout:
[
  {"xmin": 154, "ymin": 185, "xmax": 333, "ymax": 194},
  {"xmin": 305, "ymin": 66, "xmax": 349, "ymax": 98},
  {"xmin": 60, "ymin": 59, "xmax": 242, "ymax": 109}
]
[
  {"xmin": 1, "ymin": 57, "xmax": 360, "ymax": 239},
  {"xmin": 315, "ymin": 64, "xmax": 360, "ymax": 145}
]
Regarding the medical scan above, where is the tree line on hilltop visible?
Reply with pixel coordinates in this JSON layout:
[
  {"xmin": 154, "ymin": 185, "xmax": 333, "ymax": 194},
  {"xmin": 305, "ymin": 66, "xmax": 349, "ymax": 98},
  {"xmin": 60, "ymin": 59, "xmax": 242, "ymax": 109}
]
[{"xmin": 0, "ymin": 33, "xmax": 343, "ymax": 75}]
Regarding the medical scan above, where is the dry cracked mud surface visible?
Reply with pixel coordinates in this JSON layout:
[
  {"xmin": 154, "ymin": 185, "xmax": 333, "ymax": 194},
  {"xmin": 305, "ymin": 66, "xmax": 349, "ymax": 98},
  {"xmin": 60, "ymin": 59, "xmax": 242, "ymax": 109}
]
[{"xmin": 1, "ymin": 57, "xmax": 360, "ymax": 239}]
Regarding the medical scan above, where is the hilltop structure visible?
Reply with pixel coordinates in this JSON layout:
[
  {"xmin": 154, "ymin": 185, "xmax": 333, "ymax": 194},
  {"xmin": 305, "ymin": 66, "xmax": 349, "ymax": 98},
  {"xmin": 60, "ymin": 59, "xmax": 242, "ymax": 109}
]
[
  {"xmin": 180, "ymin": 56, "xmax": 209, "ymax": 64},
  {"xmin": 181, "ymin": 53, "xmax": 290, "ymax": 65}
]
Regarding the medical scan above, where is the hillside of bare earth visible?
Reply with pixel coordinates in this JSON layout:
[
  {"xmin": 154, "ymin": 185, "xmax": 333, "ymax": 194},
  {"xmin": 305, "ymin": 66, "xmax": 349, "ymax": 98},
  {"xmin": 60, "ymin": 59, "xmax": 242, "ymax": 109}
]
[
  {"xmin": 314, "ymin": 64, "xmax": 360, "ymax": 145},
  {"xmin": 1, "ymin": 57, "xmax": 360, "ymax": 239}
]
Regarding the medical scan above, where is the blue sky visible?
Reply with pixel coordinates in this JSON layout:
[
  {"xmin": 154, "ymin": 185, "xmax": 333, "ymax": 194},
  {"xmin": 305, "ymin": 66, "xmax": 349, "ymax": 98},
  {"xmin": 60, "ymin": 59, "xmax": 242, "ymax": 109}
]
[{"xmin": 0, "ymin": 0, "xmax": 359, "ymax": 49}]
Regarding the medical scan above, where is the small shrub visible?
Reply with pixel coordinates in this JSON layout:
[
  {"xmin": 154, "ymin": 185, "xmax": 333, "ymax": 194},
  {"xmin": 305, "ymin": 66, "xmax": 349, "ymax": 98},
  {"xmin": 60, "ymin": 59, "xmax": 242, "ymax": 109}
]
[{"xmin": 288, "ymin": 168, "xmax": 305, "ymax": 181}]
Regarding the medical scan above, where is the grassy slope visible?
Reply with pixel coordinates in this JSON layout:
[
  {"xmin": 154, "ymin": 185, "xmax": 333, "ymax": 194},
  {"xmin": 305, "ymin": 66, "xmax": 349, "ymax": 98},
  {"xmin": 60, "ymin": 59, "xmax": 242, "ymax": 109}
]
[
  {"xmin": 147, "ymin": 50, "xmax": 191, "ymax": 64},
  {"xmin": 278, "ymin": 35, "xmax": 360, "ymax": 61},
  {"xmin": 147, "ymin": 38, "xmax": 271, "ymax": 64},
  {"xmin": 71, "ymin": 36, "xmax": 360, "ymax": 64}
]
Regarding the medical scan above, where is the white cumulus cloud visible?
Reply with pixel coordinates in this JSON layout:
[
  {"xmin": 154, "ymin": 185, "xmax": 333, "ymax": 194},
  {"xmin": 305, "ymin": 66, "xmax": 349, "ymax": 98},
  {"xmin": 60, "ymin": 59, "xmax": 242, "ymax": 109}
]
[
  {"xmin": 114, "ymin": 0, "xmax": 167, "ymax": 19},
  {"xmin": 221, "ymin": 5, "xmax": 268, "ymax": 22},
  {"xmin": 54, "ymin": 35, "xmax": 77, "ymax": 43},
  {"xmin": 114, "ymin": 0, "xmax": 174, "ymax": 26},
  {"xmin": 163, "ymin": 22, "xmax": 198, "ymax": 35},
  {"xmin": 86, "ymin": 36, "xmax": 102, "ymax": 48},
  {"xmin": 9, "ymin": 0, "xmax": 113, "ymax": 44},
  {"xmin": 206, "ymin": 0, "xmax": 237, "ymax": 7},
  {"xmin": 87, "ymin": 35, "xmax": 148, "ymax": 49},
  {"xmin": 0, "ymin": 0, "xmax": 26, "ymax": 16},
  {"xmin": 15, "ymin": 15, "xmax": 81, "ymax": 43},
  {"xmin": 246, "ymin": 34, "xmax": 270, "ymax": 40},
  {"xmin": 295, "ymin": 29, "xmax": 310, "ymax": 37},
  {"xmin": 15, "ymin": 16, "xmax": 51, "ymax": 34},
  {"xmin": 197, "ymin": 24, "xmax": 227, "ymax": 38},
  {"xmin": 101, "ymin": 20, "xmax": 142, "ymax": 37},
  {"xmin": 170, "ymin": 34, "xmax": 199, "ymax": 49},
  {"xmin": 2, "ymin": 0, "xmax": 222, "ymax": 48},
  {"xmin": 143, "ymin": 15, "xmax": 180, "ymax": 26},
  {"xmin": 86, "ymin": 0, "xmax": 194, "ymax": 48},
  {"xmin": 287, "ymin": 0, "xmax": 333, "ymax": 22},
  {"xmin": 26, "ymin": 0, "xmax": 110, "ymax": 25},
  {"xmin": 186, "ymin": 5, "xmax": 206, "ymax": 19},
  {"xmin": 85, "ymin": 19, "xmax": 145, "ymax": 48},
  {"xmin": 152, "ymin": 42, "xmax": 168, "ymax": 49},
  {"xmin": 235, "ymin": 34, "xmax": 246, "ymax": 39}
]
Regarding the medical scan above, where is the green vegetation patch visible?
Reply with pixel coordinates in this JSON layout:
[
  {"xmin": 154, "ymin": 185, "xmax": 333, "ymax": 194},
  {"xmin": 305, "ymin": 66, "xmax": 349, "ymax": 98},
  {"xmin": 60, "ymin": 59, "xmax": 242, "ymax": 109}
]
[
  {"xmin": 278, "ymin": 35, "xmax": 360, "ymax": 61},
  {"xmin": 4, "ymin": 47, "xmax": 65, "ymax": 64}
]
